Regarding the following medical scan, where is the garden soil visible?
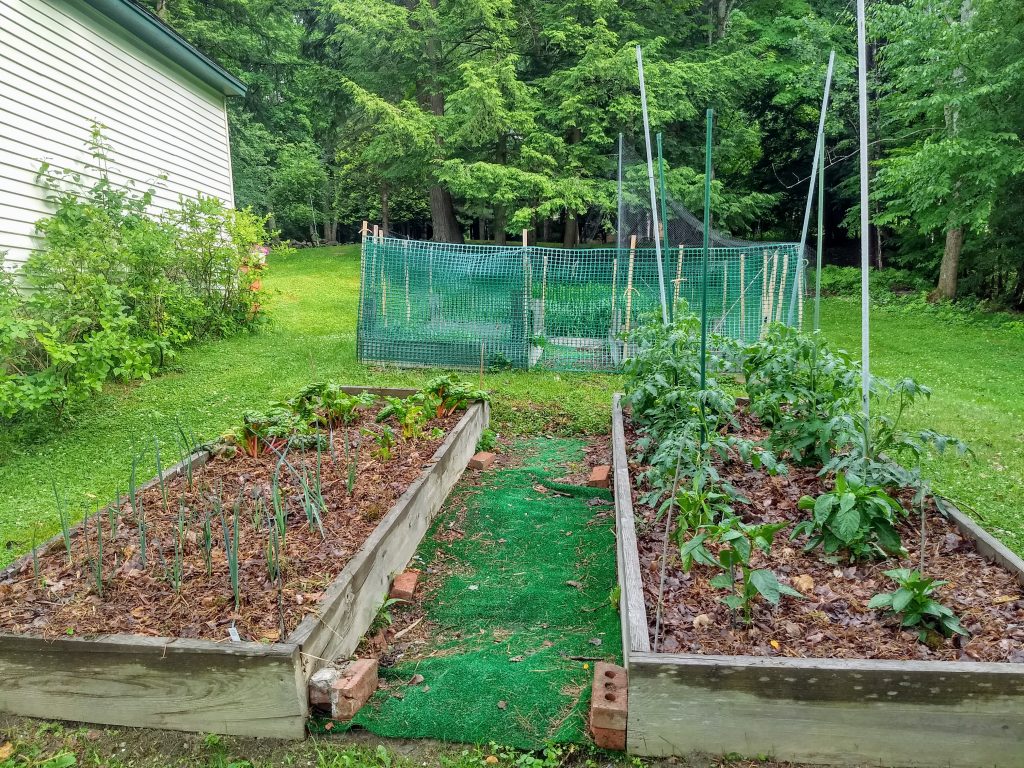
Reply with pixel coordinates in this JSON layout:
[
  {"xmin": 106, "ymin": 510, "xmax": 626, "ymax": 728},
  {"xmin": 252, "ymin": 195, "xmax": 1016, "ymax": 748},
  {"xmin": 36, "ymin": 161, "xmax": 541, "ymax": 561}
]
[{"xmin": 318, "ymin": 437, "xmax": 622, "ymax": 748}]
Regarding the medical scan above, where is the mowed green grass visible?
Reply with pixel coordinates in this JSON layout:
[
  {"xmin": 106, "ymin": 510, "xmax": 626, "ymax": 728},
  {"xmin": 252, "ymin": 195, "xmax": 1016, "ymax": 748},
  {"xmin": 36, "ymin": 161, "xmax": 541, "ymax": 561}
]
[
  {"xmin": 0, "ymin": 245, "xmax": 1021, "ymax": 566},
  {"xmin": 819, "ymin": 299, "xmax": 1024, "ymax": 555},
  {"xmin": 0, "ymin": 246, "xmax": 616, "ymax": 567}
]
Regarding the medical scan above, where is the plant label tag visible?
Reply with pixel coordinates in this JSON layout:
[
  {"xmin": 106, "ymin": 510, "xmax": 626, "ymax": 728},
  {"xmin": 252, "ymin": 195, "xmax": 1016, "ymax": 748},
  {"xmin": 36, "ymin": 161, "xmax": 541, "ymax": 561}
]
[{"xmin": 228, "ymin": 626, "xmax": 241, "ymax": 643}]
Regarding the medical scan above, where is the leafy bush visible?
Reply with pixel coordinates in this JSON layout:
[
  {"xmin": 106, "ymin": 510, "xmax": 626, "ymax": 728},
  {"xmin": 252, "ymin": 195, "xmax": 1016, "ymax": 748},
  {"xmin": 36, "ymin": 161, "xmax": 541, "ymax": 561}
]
[
  {"xmin": 811, "ymin": 266, "xmax": 931, "ymax": 298},
  {"xmin": 0, "ymin": 125, "xmax": 278, "ymax": 419},
  {"xmin": 868, "ymin": 568, "xmax": 968, "ymax": 641},
  {"xmin": 743, "ymin": 324, "xmax": 861, "ymax": 465},
  {"xmin": 793, "ymin": 472, "xmax": 906, "ymax": 559}
]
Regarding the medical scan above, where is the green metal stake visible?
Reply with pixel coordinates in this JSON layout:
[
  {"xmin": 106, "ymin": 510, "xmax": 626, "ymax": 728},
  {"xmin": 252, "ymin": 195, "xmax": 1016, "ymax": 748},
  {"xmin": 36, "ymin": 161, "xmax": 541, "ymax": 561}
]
[
  {"xmin": 813, "ymin": 131, "xmax": 825, "ymax": 332},
  {"xmin": 656, "ymin": 132, "xmax": 672, "ymax": 321},
  {"xmin": 699, "ymin": 109, "xmax": 713, "ymax": 441}
]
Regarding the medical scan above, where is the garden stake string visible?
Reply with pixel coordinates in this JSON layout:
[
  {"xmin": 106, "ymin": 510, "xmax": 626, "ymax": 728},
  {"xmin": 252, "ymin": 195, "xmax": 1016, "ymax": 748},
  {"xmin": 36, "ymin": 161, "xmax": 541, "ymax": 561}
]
[{"xmin": 653, "ymin": 439, "xmax": 688, "ymax": 653}]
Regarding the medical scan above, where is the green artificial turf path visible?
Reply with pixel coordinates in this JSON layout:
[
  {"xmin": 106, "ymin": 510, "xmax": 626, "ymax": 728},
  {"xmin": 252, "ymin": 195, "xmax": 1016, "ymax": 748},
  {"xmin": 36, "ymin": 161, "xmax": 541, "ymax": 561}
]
[{"xmin": 335, "ymin": 437, "xmax": 621, "ymax": 748}]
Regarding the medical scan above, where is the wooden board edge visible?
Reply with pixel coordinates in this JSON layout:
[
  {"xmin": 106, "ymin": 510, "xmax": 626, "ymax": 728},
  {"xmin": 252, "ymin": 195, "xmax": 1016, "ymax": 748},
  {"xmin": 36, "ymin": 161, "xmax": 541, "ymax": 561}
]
[
  {"xmin": 288, "ymin": 400, "xmax": 488, "ymax": 674},
  {"xmin": 944, "ymin": 502, "xmax": 1024, "ymax": 586},
  {"xmin": 629, "ymin": 650, "xmax": 1024, "ymax": 676},
  {"xmin": 612, "ymin": 393, "xmax": 651, "ymax": 657},
  {"xmin": 0, "ymin": 631, "xmax": 298, "ymax": 659}
]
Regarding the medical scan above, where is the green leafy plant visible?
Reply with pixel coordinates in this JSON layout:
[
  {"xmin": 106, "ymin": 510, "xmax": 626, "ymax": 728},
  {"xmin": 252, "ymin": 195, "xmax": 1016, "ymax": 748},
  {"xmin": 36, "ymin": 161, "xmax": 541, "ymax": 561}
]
[
  {"xmin": 476, "ymin": 428, "xmax": 498, "ymax": 453},
  {"xmin": 680, "ymin": 514, "xmax": 801, "ymax": 623},
  {"xmin": 376, "ymin": 394, "xmax": 435, "ymax": 439},
  {"xmin": 0, "ymin": 125, "xmax": 277, "ymax": 419},
  {"xmin": 793, "ymin": 472, "xmax": 907, "ymax": 559},
  {"xmin": 743, "ymin": 325, "xmax": 860, "ymax": 466},
  {"xmin": 868, "ymin": 568, "xmax": 968, "ymax": 641},
  {"xmin": 827, "ymin": 377, "xmax": 970, "ymax": 490},
  {"xmin": 422, "ymin": 375, "xmax": 488, "ymax": 416},
  {"xmin": 367, "ymin": 424, "xmax": 397, "ymax": 461}
]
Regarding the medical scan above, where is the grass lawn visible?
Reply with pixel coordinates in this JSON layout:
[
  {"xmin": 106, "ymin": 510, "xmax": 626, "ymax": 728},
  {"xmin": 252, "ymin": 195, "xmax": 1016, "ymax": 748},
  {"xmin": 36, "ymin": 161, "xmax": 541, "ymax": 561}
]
[{"xmin": 1, "ymin": 245, "xmax": 1022, "ymax": 568}]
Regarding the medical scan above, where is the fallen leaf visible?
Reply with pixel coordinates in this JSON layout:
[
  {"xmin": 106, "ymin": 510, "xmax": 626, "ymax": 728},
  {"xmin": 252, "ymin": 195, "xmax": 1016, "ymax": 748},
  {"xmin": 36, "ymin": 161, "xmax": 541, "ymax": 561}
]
[
  {"xmin": 486, "ymin": 754, "xmax": 500, "ymax": 763},
  {"xmin": 496, "ymin": 701, "xmax": 507, "ymax": 711},
  {"xmin": 692, "ymin": 613, "xmax": 712, "ymax": 630},
  {"xmin": 565, "ymin": 580, "xmax": 583, "ymax": 590},
  {"xmin": 0, "ymin": 742, "xmax": 13, "ymax": 760},
  {"xmin": 588, "ymin": 637, "xmax": 602, "ymax": 647},
  {"xmin": 324, "ymin": 721, "xmax": 334, "ymax": 732},
  {"xmin": 509, "ymin": 655, "xmax": 524, "ymax": 662},
  {"xmin": 792, "ymin": 574, "xmax": 815, "ymax": 593},
  {"xmin": 407, "ymin": 674, "xmax": 425, "ymax": 686},
  {"xmin": 769, "ymin": 639, "xmax": 781, "ymax": 650},
  {"xmin": 993, "ymin": 595, "xmax": 1020, "ymax": 604}
]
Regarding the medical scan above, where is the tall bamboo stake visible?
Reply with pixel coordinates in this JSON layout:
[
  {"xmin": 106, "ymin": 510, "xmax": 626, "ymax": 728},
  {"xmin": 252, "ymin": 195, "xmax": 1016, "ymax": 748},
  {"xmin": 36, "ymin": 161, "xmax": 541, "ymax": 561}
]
[
  {"xmin": 673, "ymin": 245, "xmax": 684, "ymax": 309},
  {"xmin": 624, "ymin": 235, "xmax": 637, "ymax": 335},
  {"xmin": 765, "ymin": 251, "xmax": 779, "ymax": 330},
  {"xmin": 739, "ymin": 252, "xmax": 747, "ymax": 340},
  {"xmin": 541, "ymin": 254, "xmax": 549, "ymax": 334},
  {"xmin": 403, "ymin": 241, "xmax": 410, "ymax": 323},
  {"xmin": 776, "ymin": 255, "xmax": 789, "ymax": 324},
  {"xmin": 761, "ymin": 250, "xmax": 769, "ymax": 329},
  {"xmin": 857, "ymin": 0, "xmax": 872, "ymax": 438},
  {"xmin": 720, "ymin": 258, "xmax": 729, "ymax": 330},
  {"xmin": 637, "ymin": 46, "xmax": 669, "ymax": 326},
  {"xmin": 611, "ymin": 256, "xmax": 619, "ymax": 336}
]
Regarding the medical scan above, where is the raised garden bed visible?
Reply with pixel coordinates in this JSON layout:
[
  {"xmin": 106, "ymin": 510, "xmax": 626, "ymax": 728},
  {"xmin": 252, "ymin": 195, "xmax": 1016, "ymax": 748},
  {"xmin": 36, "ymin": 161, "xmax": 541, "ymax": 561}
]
[
  {"xmin": 612, "ymin": 393, "xmax": 1024, "ymax": 766},
  {"xmin": 0, "ymin": 385, "xmax": 488, "ymax": 738}
]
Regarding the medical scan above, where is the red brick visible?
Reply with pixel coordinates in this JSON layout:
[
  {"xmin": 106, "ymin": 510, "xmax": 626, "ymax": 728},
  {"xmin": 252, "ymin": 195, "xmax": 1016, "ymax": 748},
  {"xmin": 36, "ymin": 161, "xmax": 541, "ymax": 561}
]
[
  {"xmin": 590, "ymin": 662, "xmax": 627, "ymax": 729},
  {"xmin": 469, "ymin": 451, "xmax": 496, "ymax": 470},
  {"xmin": 330, "ymin": 659, "xmax": 378, "ymax": 721},
  {"xmin": 389, "ymin": 569, "xmax": 420, "ymax": 601},
  {"xmin": 588, "ymin": 464, "xmax": 611, "ymax": 489},
  {"xmin": 590, "ymin": 722, "xmax": 626, "ymax": 751}
]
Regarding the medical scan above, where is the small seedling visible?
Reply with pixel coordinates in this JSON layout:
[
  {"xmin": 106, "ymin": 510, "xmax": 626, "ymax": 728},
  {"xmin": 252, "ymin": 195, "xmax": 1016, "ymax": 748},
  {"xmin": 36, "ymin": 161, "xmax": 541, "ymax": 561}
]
[
  {"xmin": 868, "ymin": 568, "xmax": 968, "ymax": 641},
  {"xmin": 52, "ymin": 480, "xmax": 72, "ymax": 565}
]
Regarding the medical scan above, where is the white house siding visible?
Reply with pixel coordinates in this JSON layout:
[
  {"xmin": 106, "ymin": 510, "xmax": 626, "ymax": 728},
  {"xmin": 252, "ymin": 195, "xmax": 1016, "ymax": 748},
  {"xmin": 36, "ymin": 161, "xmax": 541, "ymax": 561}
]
[{"xmin": 0, "ymin": 0, "xmax": 235, "ymax": 269}]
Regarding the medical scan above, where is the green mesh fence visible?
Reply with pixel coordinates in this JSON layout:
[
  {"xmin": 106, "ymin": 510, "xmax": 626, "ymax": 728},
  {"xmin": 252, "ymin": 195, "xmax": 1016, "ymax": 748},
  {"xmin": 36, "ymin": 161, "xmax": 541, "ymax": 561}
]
[{"xmin": 357, "ymin": 236, "xmax": 803, "ymax": 372}]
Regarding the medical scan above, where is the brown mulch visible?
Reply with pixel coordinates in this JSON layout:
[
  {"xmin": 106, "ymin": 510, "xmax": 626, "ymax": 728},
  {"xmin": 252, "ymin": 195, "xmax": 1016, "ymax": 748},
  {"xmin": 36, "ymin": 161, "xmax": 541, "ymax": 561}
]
[
  {"xmin": 0, "ymin": 406, "xmax": 462, "ymax": 644},
  {"xmin": 628, "ymin": 412, "xmax": 1024, "ymax": 662}
]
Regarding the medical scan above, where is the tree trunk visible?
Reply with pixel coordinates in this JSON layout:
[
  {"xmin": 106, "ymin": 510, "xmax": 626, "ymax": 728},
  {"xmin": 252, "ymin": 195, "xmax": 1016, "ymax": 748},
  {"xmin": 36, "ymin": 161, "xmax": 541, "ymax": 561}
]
[
  {"xmin": 427, "ymin": 90, "xmax": 462, "ymax": 243},
  {"xmin": 542, "ymin": 218, "xmax": 551, "ymax": 243},
  {"xmin": 494, "ymin": 206, "xmax": 507, "ymax": 245},
  {"xmin": 562, "ymin": 213, "xmax": 578, "ymax": 247},
  {"xmin": 155, "ymin": 0, "xmax": 168, "ymax": 20},
  {"xmin": 381, "ymin": 184, "xmax": 390, "ymax": 237},
  {"xmin": 937, "ymin": 227, "xmax": 963, "ymax": 300}
]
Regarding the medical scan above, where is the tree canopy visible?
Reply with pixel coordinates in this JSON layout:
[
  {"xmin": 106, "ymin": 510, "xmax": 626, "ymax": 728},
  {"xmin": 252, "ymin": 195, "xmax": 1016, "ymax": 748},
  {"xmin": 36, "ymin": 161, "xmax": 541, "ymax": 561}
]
[{"xmin": 145, "ymin": 0, "xmax": 1024, "ymax": 307}]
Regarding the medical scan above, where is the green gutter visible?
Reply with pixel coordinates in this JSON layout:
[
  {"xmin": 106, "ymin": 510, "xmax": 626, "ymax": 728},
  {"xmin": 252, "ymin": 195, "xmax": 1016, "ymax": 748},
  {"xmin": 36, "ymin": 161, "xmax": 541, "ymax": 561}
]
[{"xmin": 80, "ymin": 0, "xmax": 246, "ymax": 97}]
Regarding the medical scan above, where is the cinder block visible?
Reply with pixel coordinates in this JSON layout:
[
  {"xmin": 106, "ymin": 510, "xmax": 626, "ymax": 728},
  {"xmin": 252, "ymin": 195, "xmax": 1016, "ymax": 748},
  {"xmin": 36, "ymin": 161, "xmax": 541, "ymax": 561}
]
[
  {"xmin": 389, "ymin": 569, "xmax": 420, "ymax": 601},
  {"xmin": 588, "ymin": 465, "xmax": 611, "ymax": 489},
  {"xmin": 331, "ymin": 659, "xmax": 378, "ymax": 721},
  {"xmin": 590, "ymin": 661, "xmax": 627, "ymax": 729},
  {"xmin": 469, "ymin": 451, "xmax": 496, "ymax": 470}
]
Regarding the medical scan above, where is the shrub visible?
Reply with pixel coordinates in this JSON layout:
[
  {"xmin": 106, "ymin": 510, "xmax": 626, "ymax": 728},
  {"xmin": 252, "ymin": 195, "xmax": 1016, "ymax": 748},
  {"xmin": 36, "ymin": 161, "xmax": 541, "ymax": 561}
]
[{"xmin": 0, "ymin": 125, "xmax": 277, "ymax": 419}]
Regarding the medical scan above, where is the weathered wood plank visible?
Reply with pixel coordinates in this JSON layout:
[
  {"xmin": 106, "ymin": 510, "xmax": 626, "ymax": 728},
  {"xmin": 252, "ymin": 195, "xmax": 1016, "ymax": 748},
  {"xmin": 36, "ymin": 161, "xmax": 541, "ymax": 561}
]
[
  {"xmin": 946, "ymin": 504, "xmax": 1024, "ymax": 587},
  {"xmin": 611, "ymin": 393, "xmax": 650, "ymax": 657},
  {"xmin": 0, "ymin": 634, "xmax": 306, "ymax": 739},
  {"xmin": 627, "ymin": 652, "xmax": 1024, "ymax": 766},
  {"xmin": 290, "ymin": 401, "xmax": 489, "ymax": 679}
]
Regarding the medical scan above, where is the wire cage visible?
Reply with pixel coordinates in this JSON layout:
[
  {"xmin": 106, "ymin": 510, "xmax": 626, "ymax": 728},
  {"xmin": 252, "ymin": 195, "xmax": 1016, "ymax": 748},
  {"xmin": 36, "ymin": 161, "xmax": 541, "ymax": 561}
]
[{"xmin": 356, "ymin": 235, "xmax": 804, "ymax": 372}]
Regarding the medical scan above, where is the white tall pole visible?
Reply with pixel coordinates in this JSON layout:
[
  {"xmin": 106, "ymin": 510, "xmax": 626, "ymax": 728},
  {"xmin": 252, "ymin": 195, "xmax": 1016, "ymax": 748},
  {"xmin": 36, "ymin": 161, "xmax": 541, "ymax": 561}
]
[
  {"xmin": 636, "ymin": 45, "xmax": 669, "ymax": 326},
  {"xmin": 856, "ymin": 0, "xmax": 871, "ymax": 438},
  {"xmin": 788, "ymin": 50, "xmax": 836, "ymax": 326}
]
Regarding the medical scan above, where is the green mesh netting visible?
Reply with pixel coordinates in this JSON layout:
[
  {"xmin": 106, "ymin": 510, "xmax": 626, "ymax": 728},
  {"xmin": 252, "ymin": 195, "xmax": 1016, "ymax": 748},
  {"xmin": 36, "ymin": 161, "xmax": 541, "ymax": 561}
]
[
  {"xmin": 316, "ymin": 438, "xmax": 621, "ymax": 748},
  {"xmin": 357, "ymin": 238, "xmax": 803, "ymax": 372}
]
